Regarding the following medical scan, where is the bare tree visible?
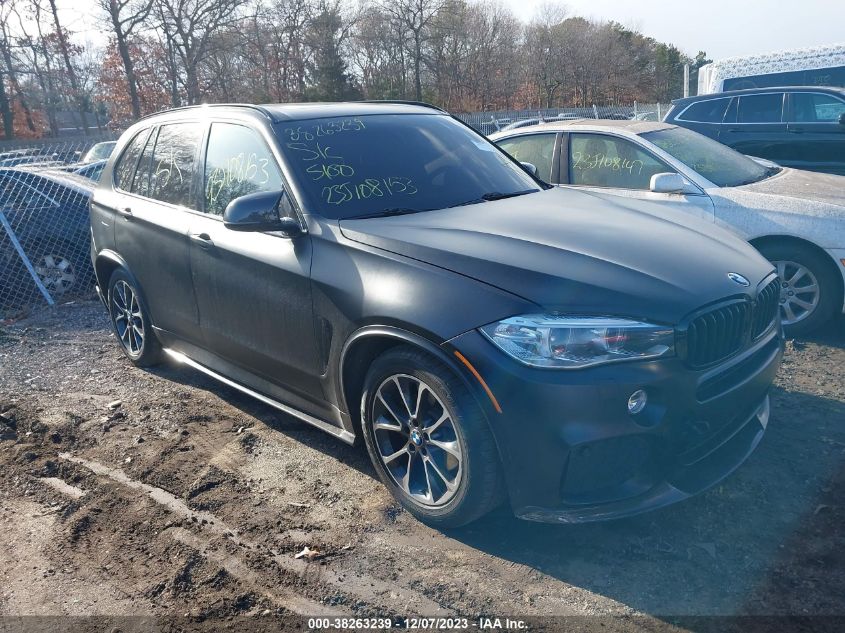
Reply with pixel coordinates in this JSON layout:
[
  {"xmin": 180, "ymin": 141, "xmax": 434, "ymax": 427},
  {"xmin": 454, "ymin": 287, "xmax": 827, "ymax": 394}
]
[
  {"xmin": 0, "ymin": 2, "xmax": 18, "ymax": 138},
  {"xmin": 381, "ymin": 0, "xmax": 447, "ymax": 101},
  {"xmin": 524, "ymin": 3, "xmax": 567, "ymax": 108},
  {"xmin": 98, "ymin": 0, "xmax": 154, "ymax": 120},
  {"xmin": 154, "ymin": 0, "xmax": 245, "ymax": 105},
  {"xmin": 41, "ymin": 0, "xmax": 91, "ymax": 133}
]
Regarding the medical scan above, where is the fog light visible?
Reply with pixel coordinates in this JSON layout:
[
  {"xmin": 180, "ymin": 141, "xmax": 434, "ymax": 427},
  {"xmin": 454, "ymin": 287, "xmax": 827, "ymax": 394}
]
[{"xmin": 627, "ymin": 389, "xmax": 647, "ymax": 414}]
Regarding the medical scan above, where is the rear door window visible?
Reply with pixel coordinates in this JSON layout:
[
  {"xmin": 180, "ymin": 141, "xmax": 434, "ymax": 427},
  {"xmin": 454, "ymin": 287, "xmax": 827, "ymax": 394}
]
[
  {"xmin": 678, "ymin": 98, "xmax": 730, "ymax": 123},
  {"xmin": 113, "ymin": 128, "xmax": 150, "ymax": 190},
  {"xmin": 203, "ymin": 123, "xmax": 285, "ymax": 216},
  {"xmin": 790, "ymin": 93, "xmax": 845, "ymax": 122},
  {"xmin": 736, "ymin": 93, "xmax": 785, "ymax": 123},
  {"xmin": 149, "ymin": 123, "xmax": 203, "ymax": 208},
  {"xmin": 496, "ymin": 134, "xmax": 557, "ymax": 182}
]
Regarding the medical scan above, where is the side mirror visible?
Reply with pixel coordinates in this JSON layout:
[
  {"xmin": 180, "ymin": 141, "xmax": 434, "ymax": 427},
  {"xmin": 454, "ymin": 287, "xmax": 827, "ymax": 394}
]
[
  {"xmin": 223, "ymin": 190, "xmax": 302, "ymax": 236},
  {"xmin": 650, "ymin": 172, "xmax": 687, "ymax": 194},
  {"xmin": 520, "ymin": 161, "xmax": 538, "ymax": 176}
]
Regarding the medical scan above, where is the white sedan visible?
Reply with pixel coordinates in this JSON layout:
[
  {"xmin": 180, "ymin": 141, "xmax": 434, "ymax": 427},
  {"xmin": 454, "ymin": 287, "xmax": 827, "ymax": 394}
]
[{"xmin": 491, "ymin": 120, "xmax": 845, "ymax": 336}]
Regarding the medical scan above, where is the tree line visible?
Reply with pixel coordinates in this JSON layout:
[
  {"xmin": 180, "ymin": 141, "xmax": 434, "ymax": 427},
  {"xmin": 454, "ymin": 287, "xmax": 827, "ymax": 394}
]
[{"xmin": 0, "ymin": 0, "xmax": 710, "ymax": 138}]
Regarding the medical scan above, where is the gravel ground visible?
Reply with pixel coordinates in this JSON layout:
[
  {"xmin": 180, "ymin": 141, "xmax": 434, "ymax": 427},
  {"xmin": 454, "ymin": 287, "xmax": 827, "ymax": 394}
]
[{"xmin": 0, "ymin": 299, "xmax": 843, "ymax": 630}]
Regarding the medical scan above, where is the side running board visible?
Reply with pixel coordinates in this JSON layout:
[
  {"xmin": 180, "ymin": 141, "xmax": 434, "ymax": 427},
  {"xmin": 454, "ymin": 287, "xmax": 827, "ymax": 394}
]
[{"xmin": 163, "ymin": 348, "xmax": 356, "ymax": 445}]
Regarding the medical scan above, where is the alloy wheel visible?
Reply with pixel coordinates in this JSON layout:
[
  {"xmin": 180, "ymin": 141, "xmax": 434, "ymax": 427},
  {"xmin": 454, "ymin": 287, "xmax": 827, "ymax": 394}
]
[
  {"xmin": 111, "ymin": 280, "xmax": 144, "ymax": 356},
  {"xmin": 371, "ymin": 374, "xmax": 463, "ymax": 507},
  {"xmin": 774, "ymin": 260, "xmax": 820, "ymax": 326},
  {"xmin": 34, "ymin": 254, "xmax": 76, "ymax": 295}
]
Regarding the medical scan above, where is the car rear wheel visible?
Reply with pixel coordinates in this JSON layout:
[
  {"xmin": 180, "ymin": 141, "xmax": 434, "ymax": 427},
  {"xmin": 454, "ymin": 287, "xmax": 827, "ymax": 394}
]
[
  {"xmin": 361, "ymin": 346, "xmax": 504, "ymax": 528},
  {"xmin": 107, "ymin": 269, "xmax": 161, "ymax": 367},
  {"xmin": 757, "ymin": 242, "xmax": 838, "ymax": 338}
]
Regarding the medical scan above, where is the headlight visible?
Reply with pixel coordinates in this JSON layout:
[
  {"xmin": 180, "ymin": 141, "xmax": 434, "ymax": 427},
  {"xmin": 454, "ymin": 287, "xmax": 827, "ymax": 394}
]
[{"xmin": 479, "ymin": 315, "xmax": 675, "ymax": 368}]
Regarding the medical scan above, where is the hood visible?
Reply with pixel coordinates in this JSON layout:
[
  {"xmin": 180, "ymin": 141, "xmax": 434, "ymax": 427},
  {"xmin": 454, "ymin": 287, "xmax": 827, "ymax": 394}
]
[
  {"xmin": 339, "ymin": 188, "xmax": 775, "ymax": 324},
  {"xmin": 732, "ymin": 168, "xmax": 845, "ymax": 211}
]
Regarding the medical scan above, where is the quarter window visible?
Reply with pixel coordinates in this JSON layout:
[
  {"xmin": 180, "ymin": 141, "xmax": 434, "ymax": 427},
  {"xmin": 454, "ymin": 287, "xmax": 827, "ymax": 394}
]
[
  {"xmin": 496, "ymin": 134, "xmax": 556, "ymax": 182},
  {"xmin": 678, "ymin": 98, "xmax": 730, "ymax": 123},
  {"xmin": 203, "ymin": 123, "xmax": 284, "ymax": 216},
  {"xmin": 149, "ymin": 123, "xmax": 203, "ymax": 208},
  {"xmin": 790, "ymin": 93, "xmax": 845, "ymax": 122},
  {"xmin": 569, "ymin": 134, "xmax": 672, "ymax": 190},
  {"xmin": 113, "ymin": 128, "xmax": 150, "ymax": 190},
  {"xmin": 736, "ymin": 93, "xmax": 784, "ymax": 123}
]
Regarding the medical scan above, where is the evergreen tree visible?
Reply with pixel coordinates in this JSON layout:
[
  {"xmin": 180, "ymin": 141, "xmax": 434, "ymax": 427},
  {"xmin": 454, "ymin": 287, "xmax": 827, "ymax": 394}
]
[{"xmin": 306, "ymin": 1, "xmax": 361, "ymax": 101}]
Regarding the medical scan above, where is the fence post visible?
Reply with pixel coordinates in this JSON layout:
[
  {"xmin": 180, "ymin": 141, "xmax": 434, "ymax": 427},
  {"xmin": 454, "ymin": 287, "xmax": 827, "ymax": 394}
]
[
  {"xmin": 592, "ymin": 104, "xmax": 598, "ymax": 119},
  {"xmin": 634, "ymin": 101, "xmax": 638, "ymax": 117},
  {"xmin": 657, "ymin": 103, "xmax": 662, "ymax": 121},
  {"xmin": 0, "ymin": 209, "xmax": 54, "ymax": 306}
]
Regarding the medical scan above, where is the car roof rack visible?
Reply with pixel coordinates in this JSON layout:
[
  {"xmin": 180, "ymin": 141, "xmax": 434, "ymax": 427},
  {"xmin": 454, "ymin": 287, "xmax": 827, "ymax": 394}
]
[
  {"xmin": 135, "ymin": 100, "xmax": 447, "ymax": 125},
  {"xmin": 137, "ymin": 103, "xmax": 274, "ymax": 122},
  {"xmin": 355, "ymin": 100, "xmax": 448, "ymax": 113}
]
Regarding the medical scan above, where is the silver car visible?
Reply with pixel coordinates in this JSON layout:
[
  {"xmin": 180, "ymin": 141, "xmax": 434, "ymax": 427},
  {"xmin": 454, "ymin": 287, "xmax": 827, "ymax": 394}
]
[{"xmin": 492, "ymin": 120, "xmax": 845, "ymax": 336}]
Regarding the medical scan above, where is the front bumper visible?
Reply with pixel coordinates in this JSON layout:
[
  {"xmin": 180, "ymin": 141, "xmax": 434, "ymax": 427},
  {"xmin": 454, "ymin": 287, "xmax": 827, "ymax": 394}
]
[
  {"xmin": 825, "ymin": 248, "xmax": 845, "ymax": 313},
  {"xmin": 445, "ymin": 325, "xmax": 783, "ymax": 523}
]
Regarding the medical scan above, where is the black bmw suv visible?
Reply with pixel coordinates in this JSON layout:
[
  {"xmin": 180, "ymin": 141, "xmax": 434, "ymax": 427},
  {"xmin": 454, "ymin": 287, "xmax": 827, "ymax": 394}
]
[{"xmin": 90, "ymin": 102, "xmax": 783, "ymax": 527}]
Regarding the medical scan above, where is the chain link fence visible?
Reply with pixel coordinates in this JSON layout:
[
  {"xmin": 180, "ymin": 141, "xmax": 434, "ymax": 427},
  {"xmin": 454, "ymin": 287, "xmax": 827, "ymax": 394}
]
[
  {"xmin": 0, "ymin": 134, "xmax": 117, "ymax": 321},
  {"xmin": 456, "ymin": 103, "xmax": 671, "ymax": 135}
]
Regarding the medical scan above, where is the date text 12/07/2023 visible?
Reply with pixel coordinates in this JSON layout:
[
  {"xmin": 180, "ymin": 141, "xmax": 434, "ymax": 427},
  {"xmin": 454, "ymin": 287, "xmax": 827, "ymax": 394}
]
[
  {"xmin": 306, "ymin": 616, "xmax": 529, "ymax": 630},
  {"xmin": 284, "ymin": 118, "xmax": 420, "ymax": 206}
]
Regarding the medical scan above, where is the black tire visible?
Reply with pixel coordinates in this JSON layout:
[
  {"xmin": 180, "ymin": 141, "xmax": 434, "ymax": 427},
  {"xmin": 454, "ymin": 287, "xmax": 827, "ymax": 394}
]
[
  {"xmin": 757, "ymin": 241, "xmax": 839, "ymax": 338},
  {"xmin": 107, "ymin": 269, "xmax": 161, "ymax": 367},
  {"xmin": 360, "ymin": 345, "xmax": 504, "ymax": 528}
]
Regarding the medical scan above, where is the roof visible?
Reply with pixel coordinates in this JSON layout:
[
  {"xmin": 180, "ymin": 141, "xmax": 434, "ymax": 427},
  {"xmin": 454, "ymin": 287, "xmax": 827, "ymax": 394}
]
[
  {"xmin": 140, "ymin": 101, "xmax": 444, "ymax": 124},
  {"xmin": 674, "ymin": 85, "xmax": 845, "ymax": 105},
  {"xmin": 490, "ymin": 119, "xmax": 675, "ymax": 137}
]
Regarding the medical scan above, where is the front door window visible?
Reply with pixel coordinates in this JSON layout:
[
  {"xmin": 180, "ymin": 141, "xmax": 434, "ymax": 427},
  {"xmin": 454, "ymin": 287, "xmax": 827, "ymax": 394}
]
[
  {"xmin": 496, "ymin": 134, "xmax": 556, "ymax": 182},
  {"xmin": 569, "ymin": 134, "xmax": 672, "ymax": 190}
]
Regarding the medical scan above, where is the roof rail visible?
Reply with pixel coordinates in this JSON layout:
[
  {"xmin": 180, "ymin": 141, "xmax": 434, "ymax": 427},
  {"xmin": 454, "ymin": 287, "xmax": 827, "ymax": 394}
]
[
  {"xmin": 136, "ymin": 103, "xmax": 274, "ymax": 123},
  {"xmin": 356, "ymin": 99, "xmax": 448, "ymax": 113}
]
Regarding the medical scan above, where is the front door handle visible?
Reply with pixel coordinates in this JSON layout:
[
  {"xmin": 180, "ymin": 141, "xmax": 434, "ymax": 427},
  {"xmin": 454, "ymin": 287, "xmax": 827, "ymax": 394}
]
[
  {"xmin": 117, "ymin": 206, "xmax": 133, "ymax": 217},
  {"xmin": 190, "ymin": 232, "xmax": 214, "ymax": 249}
]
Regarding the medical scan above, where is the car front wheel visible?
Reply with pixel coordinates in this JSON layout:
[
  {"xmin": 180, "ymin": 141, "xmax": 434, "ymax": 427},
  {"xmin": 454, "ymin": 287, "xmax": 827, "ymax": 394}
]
[{"xmin": 361, "ymin": 346, "xmax": 504, "ymax": 528}]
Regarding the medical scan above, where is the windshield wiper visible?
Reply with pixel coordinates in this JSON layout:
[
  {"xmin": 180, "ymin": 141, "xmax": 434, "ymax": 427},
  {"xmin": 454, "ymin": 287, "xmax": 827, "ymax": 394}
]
[
  {"xmin": 351, "ymin": 207, "xmax": 430, "ymax": 220},
  {"xmin": 448, "ymin": 189, "xmax": 537, "ymax": 208}
]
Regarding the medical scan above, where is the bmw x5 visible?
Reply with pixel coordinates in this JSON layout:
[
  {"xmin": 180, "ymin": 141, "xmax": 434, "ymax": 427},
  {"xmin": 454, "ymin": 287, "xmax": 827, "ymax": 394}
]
[{"xmin": 90, "ymin": 102, "xmax": 783, "ymax": 527}]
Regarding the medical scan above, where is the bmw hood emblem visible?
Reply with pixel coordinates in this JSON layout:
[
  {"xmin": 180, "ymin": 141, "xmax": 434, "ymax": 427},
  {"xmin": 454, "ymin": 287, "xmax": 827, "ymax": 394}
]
[{"xmin": 727, "ymin": 272, "xmax": 750, "ymax": 287}]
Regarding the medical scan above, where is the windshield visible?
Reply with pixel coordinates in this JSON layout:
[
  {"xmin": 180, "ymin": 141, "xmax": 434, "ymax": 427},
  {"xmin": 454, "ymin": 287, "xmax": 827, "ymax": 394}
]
[
  {"xmin": 275, "ymin": 114, "xmax": 541, "ymax": 219},
  {"xmin": 642, "ymin": 126, "xmax": 778, "ymax": 187}
]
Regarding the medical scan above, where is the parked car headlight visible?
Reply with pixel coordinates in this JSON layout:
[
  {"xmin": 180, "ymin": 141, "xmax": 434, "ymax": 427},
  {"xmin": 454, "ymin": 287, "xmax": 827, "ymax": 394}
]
[{"xmin": 480, "ymin": 315, "xmax": 675, "ymax": 368}]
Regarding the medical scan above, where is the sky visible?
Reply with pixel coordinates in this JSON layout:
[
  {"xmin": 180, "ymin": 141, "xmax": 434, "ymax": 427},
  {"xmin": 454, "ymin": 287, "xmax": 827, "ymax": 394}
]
[
  {"xmin": 504, "ymin": 0, "xmax": 845, "ymax": 60},
  {"xmin": 54, "ymin": 0, "xmax": 845, "ymax": 63}
]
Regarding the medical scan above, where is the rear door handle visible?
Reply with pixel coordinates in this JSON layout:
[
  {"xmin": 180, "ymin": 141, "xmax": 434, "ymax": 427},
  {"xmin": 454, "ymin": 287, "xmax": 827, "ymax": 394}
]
[
  {"xmin": 117, "ymin": 206, "xmax": 133, "ymax": 217},
  {"xmin": 190, "ymin": 232, "xmax": 214, "ymax": 249}
]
